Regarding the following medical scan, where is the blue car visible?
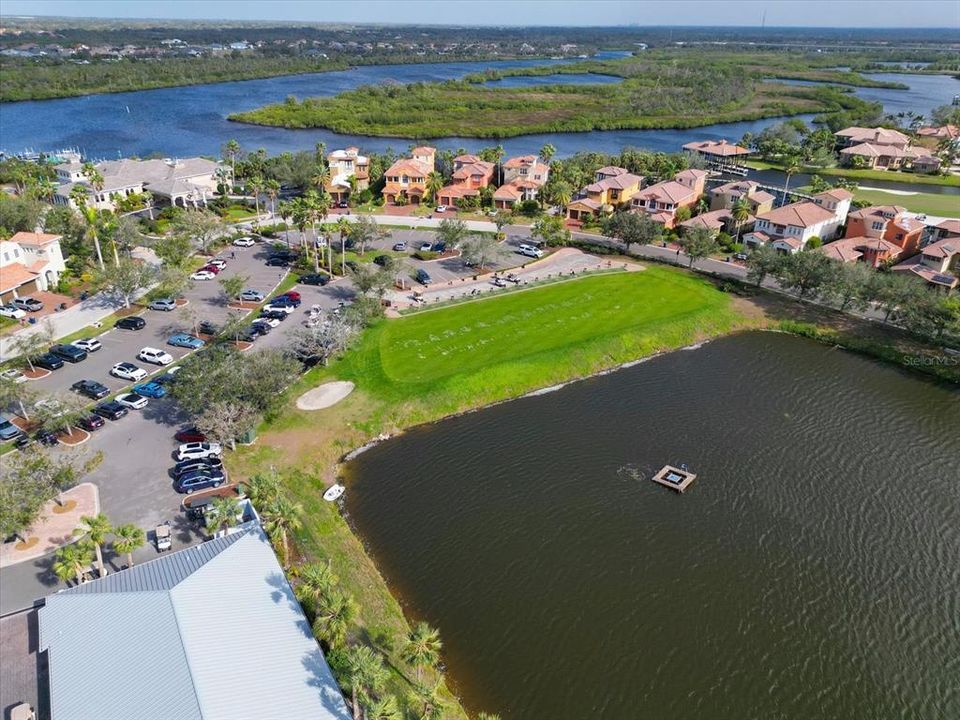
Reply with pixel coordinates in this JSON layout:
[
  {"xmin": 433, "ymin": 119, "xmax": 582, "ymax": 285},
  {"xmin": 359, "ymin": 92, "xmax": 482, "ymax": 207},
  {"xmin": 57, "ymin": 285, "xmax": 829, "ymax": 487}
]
[
  {"xmin": 132, "ymin": 381, "xmax": 167, "ymax": 398},
  {"xmin": 167, "ymin": 333, "xmax": 205, "ymax": 349}
]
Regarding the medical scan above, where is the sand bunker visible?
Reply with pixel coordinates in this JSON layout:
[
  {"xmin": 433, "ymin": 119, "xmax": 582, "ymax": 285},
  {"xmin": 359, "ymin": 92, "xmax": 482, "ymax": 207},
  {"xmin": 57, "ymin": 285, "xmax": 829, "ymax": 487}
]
[{"xmin": 296, "ymin": 381, "xmax": 355, "ymax": 410}]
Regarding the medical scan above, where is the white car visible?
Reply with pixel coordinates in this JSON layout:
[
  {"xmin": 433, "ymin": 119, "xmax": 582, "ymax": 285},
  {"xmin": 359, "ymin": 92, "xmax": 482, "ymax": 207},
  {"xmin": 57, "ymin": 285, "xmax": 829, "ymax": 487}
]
[
  {"xmin": 0, "ymin": 304, "xmax": 26, "ymax": 319},
  {"xmin": 177, "ymin": 442, "xmax": 223, "ymax": 461},
  {"xmin": 138, "ymin": 347, "xmax": 174, "ymax": 365},
  {"xmin": 116, "ymin": 392, "xmax": 149, "ymax": 410},
  {"xmin": 207, "ymin": 259, "xmax": 227, "ymax": 270},
  {"xmin": 253, "ymin": 316, "xmax": 280, "ymax": 328},
  {"xmin": 72, "ymin": 338, "xmax": 102, "ymax": 353},
  {"xmin": 240, "ymin": 289, "xmax": 265, "ymax": 302},
  {"xmin": 111, "ymin": 362, "xmax": 147, "ymax": 382},
  {"xmin": 149, "ymin": 298, "xmax": 177, "ymax": 312},
  {"xmin": 517, "ymin": 243, "xmax": 544, "ymax": 259},
  {"xmin": 435, "ymin": 205, "xmax": 447, "ymax": 213},
  {"xmin": 191, "ymin": 270, "xmax": 216, "ymax": 281},
  {"xmin": 262, "ymin": 302, "xmax": 296, "ymax": 315},
  {"xmin": 0, "ymin": 368, "xmax": 26, "ymax": 383},
  {"xmin": 419, "ymin": 242, "xmax": 433, "ymax": 252},
  {"xmin": 233, "ymin": 236, "xmax": 256, "ymax": 248}
]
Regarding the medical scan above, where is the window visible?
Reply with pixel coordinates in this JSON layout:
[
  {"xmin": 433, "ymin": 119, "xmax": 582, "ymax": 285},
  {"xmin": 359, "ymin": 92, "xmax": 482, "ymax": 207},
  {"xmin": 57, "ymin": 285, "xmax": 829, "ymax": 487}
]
[{"xmin": 871, "ymin": 221, "xmax": 884, "ymax": 231}]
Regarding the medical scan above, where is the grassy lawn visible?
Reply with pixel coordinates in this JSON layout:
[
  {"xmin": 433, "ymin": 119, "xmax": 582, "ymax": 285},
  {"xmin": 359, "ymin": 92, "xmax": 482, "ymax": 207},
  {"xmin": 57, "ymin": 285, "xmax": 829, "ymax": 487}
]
[
  {"xmin": 827, "ymin": 187, "xmax": 960, "ymax": 216},
  {"xmin": 747, "ymin": 160, "xmax": 960, "ymax": 188}
]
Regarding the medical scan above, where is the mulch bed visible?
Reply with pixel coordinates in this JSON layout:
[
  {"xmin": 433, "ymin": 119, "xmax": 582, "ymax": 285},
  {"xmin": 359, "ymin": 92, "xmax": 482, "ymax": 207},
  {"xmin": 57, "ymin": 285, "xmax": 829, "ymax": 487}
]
[
  {"xmin": 235, "ymin": 341, "xmax": 253, "ymax": 352},
  {"xmin": 22, "ymin": 368, "xmax": 51, "ymax": 380},
  {"xmin": 57, "ymin": 428, "xmax": 90, "ymax": 446},
  {"xmin": 175, "ymin": 298, "xmax": 190, "ymax": 307},
  {"xmin": 227, "ymin": 301, "xmax": 260, "ymax": 311}
]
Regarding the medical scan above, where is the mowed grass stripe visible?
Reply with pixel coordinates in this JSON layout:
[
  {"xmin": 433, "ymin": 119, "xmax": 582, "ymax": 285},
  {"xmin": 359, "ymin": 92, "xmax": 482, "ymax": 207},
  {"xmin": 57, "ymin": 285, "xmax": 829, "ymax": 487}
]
[{"xmin": 339, "ymin": 268, "xmax": 737, "ymax": 404}]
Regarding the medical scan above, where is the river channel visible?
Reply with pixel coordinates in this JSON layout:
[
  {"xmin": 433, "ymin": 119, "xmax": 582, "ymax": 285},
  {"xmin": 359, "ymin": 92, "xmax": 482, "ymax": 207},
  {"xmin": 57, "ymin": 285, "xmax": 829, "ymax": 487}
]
[{"xmin": 344, "ymin": 331, "xmax": 960, "ymax": 720}]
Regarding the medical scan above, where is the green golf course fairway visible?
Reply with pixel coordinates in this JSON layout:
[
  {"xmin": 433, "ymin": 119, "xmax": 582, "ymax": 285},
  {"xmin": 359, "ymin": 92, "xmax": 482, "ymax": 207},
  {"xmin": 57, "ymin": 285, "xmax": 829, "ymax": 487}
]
[{"xmin": 338, "ymin": 267, "xmax": 741, "ymax": 410}]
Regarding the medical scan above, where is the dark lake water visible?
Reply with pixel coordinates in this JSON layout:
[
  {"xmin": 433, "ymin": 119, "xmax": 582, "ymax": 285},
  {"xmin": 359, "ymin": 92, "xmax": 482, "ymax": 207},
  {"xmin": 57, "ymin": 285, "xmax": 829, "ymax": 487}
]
[
  {"xmin": 2, "ymin": 58, "xmax": 955, "ymax": 170},
  {"xmin": 344, "ymin": 332, "xmax": 960, "ymax": 720}
]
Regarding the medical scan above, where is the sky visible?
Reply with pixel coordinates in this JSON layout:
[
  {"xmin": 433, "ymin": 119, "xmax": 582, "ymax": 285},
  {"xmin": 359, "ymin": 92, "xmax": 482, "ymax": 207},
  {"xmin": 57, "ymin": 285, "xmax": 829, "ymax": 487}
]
[{"xmin": 1, "ymin": 0, "xmax": 957, "ymax": 29}]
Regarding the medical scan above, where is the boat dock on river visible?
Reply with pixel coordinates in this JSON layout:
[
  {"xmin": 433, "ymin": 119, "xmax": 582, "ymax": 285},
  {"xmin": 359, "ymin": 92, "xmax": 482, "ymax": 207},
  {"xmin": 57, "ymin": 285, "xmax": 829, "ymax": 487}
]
[{"xmin": 652, "ymin": 464, "xmax": 697, "ymax": 493}]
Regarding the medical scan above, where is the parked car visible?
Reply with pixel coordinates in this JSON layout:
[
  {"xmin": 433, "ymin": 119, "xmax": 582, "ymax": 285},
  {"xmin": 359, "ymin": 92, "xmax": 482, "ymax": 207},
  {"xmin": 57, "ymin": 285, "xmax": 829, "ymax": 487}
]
[
  {"xmin": 207, "ymin": 259, "xmax": 227, "ymax": 270},
  {"xmin": 246, "ymin": 323, "xmax": 271, "ymax": 338},
  {"xmin": 71, "ymin": 379, "xmax": 110, "ymax": 400},
  {"xmin": 239, "ymin": 289, "xmax": 265, "ymax": 302},
  {"xmin": 72, "ymin": 338, "xmax": 102, "ymax": 353},
  {"xmin": 435, "ymin": 205, "xmax": 447, "ymax": 213},
  {"xmin": 173, "ymin": 456, "xmax": 223, "ymax": 477},
  {"xmin": 175, "ymin": 427, "xmax": 206, "ymax": 443},
  {"xmin": 198, "ymin": 320, "xmax": 219, "ymax": 336},
  {"xmin": 233, "ymin": 236, "xmax": 256, "ymax": 247},
  {"xmin": 12, "ymin": 297, "xmax": 43, "ymax": 312},
  {"xmin": 491, "ymin": 276, "xmax": 507, "ymax": 288},
  {"xmin": 50, "ymin": 344, "xmax": 88, "ymax": 363},
  {"xmin": 253, "ymin": 316, "xmax": 280, "ymax": 329},
  {"xmin": 337, "ymin": 201, "xmax": 349, "ymax": 209},
  {"xmin": 260, "ymin": 310, "xmax": 289, "ymax": 323},
  {"xmin": 132, "ymin": 381, "xmax": 167, "ymax": 398},
  {"xmin": 506, "ymin": 273, "xmax": 521, "ymax": 284},
  {"xmin": 280, "ymin": 290, "xmax": 302, "ymax": 302},
  {"xmin": 116, "ymin": 392, "xmax": 149, "ymax": 410},
  {"xmin": 0, "ymin": 368, "xmax": 26, "ymax": 383},
  {"xmin": 153, "ymin": 372, "xmax": 178, "ymax": 386},
  {"xmin": 138, "ymin": 347, "xmax": 174, "ymax": 365},
  {"xmin": 298, "ymin": 273, "xmax": 329, "ymax": 286},
  {"xmin": 175, "ymin": 470, "xmax": 226, "ymax": 494},
  {"xmin": 94, "ymin": 400, "xmax": 129, "ymax": 421},
  {"xmin": 116, "ymin": 316, "xmax": 146, "ymax": 331},
  {"xmin": 0, "ymin": 414, "xmax": 23, "ymax": 441},
  {"xmin": 265, "ymin": 256, "xmax": 290, "ymax": 267},
  {"xmin": 517, "ymin": 243, "xmax": 544, "ymax": 258},
  {"xmin": 373, "ymin": 254, "xmax": 392, "ymax": 267},
  {"xmin": 176, "ymin": 442, "xmax": 223, "ymax": 461},
  {"xmin": 149, "ymin": 298, "xmax": 177, "ymax": 312},
  {"xmin": 262, "ymin": 302, "xmax": 296, "ymax": 315},
  {"xmin": 36, "ymin": 429, "xmax": 59, "ymax": 446},
  {"xmin": 0, "ymin": 304, "xmax": 26, "ymax": 319},
  {"xmin": 191, "ymin": 269, "xmax": 216, "ymax": 281},
  {"xmin": 392, "ymin": 241, "xmax": 407, "ymax": 252},
  {"xmin": 77, "ymin": 414, "xmax": 105, "ymax": 432},
  {"xmin": 35, "ymin": 353, "xmax": 64, "ymax": 371},
  {"xmin": 110, "ymin": 362, "xmax": 147, "ymax": 382},
  {"xmin": 415, "ymin": 269, "xmax": 432, "ymax": 285},
  {"xmin": 419, "ymin": 242, "xmax": 433, "ymax": 252},
  {"xmin": 167, "ymin": 333, "xmax": 205, "ymax": 349}
]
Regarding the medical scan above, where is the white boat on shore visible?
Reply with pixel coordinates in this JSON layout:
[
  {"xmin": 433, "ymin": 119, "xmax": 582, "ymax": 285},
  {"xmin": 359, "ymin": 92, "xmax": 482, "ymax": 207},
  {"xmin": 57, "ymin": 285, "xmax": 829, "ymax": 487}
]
[{"xmin": 323, "ymin": 484, "xmax": 346, "ymax": 502}]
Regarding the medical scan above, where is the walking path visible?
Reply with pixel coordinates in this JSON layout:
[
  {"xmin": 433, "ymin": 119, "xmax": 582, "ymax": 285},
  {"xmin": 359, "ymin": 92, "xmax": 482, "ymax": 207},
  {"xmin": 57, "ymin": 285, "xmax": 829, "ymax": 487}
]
[{"xmin": 0, "ymin": 483, "xmax": 99, "ymax": 568}]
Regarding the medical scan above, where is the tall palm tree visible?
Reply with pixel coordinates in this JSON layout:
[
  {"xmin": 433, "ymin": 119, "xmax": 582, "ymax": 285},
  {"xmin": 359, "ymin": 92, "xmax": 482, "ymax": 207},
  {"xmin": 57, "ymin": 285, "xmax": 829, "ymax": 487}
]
[
  {"xmin": 290, "ymin": 197, "xmax": 313, "ymax": 264},
  {"xmin": 539, "ymin": 143, "xmax": 556, "ymax": 164},
  {"xmin": 265, "ymin": 178, "xmax": 281, "ymax": 218},
  {"xmin": 207, "ymin": 496, "xmax": 241, "ymax": 538},
  {"xmin": 76, "ymin": 513, "xmax": 112, "ymax": 578},
  {"xmin": 311, "ymin": 165, "xmax": 331, "ymax": 194},
  {"xmin": 493, "ymin": 144, "xmax": 505, "ymax": 185},
  {"xmin": 425, "ymin": 171, "xmax": 444, "ymax": 205},
  {"xmin": 245, "ymin": 471, "xmax": 282, "ymax": 508},
  {"xmin": 343, "ymin": 644, "xmax": 388, "ymax": 720},
  {"xmin": 70, "ymin": 187, "xmax": 106, "ymax": 269},
  {"xmin": 402, "ymin": 622, "xmax": 443, "ymax": 682},
  {"xmin": 336, "ymin": 216, "xmax": 351, "ymax": 276},
  {"xmin": 248, "ymin": 175, "xmax": 265, "ymax": 222},
  {"xmin": 295, "ymin": 561, "xmax": 338, "ymax": 610},
  {"xmin": 222, "ymin": 139, "xmax": 241, "ymax": 182},
  {"xmin": 112, "ymin": 524, "xmax": 145, "ymax": 569},
  {"xmin": 782, "ymin": 154, "xmax": 803, "ymax": 201},
  {"xmin": 312, "ymin": 589, "xmax": 356, "ymax": 649},
  {"xmin": 276, "ymin": 200, "xmax": 293, "ymax": 249},
  {"xmin": 53, "ymin": 540, "xmax": 95, "ymax": 585},
  {"xmin": 731, "ymin": 196, "xmax": 751, "ymax": 242},
  {"xmin": 263, "ymin": 495, "xmax": 302, "ymax": 568}
]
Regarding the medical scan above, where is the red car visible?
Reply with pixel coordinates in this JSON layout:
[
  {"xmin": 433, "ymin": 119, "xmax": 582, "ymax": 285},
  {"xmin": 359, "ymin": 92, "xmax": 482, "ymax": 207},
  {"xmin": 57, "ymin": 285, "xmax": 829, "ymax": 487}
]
[
  {"xmin": 280, "ymin": 290, "xmax": 301, "ymax": 302},
  {"xmin": 201, "ymin": 264, "xmax": 221, "ymax": 275},
  {"xmin": 175, "ymin": 427, "xmax": 207, "ymax": 443}
]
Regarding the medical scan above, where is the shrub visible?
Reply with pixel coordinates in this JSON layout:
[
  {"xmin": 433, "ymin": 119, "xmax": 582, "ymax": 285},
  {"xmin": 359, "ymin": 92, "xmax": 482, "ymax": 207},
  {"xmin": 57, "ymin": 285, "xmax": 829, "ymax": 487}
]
[{"xmin": 413, "ymin": 250, "xmax": 439, "ymax": 261}]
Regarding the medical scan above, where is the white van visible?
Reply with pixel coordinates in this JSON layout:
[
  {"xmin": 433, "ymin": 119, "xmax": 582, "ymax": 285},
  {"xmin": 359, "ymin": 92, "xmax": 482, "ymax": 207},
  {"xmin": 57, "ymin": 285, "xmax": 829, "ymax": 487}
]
[{"xmin": 517, "ymin": 243, "xmax": 544, "ymax": 258}]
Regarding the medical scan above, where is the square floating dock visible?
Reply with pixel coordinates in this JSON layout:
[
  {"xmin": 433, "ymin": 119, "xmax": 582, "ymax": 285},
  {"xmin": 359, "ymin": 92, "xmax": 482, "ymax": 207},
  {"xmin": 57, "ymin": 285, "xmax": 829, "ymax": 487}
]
[{"xmin": 652, "ymin": 465, "xmax": 697, "ymax": 493}]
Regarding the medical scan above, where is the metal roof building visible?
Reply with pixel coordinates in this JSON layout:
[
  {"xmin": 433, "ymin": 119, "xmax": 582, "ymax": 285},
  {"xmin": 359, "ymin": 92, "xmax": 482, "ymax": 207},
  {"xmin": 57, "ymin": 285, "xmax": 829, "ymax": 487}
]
[{"xmin": 39, "ymin": 525, "xmax": 352, "ymax": 720}]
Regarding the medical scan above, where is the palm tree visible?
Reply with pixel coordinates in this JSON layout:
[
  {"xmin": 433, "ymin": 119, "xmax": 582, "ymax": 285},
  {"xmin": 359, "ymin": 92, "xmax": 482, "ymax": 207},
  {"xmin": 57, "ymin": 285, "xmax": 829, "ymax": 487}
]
[
  {"xmin": 222, "ymin": 139, "xmax": 241, "ymax": 182},
  {"xmin": 425, "ymin": 171, "xmax": 444, "ymax": 205},
  {"xmin": 295, "ymin": 561, "xmax": 338, "ymax": 610},
  {"xmin": 70, "ymin": 187, "xmax": 106, "ymax": 270},
  {"xmin": 248, "ymin": 175, "xmax": 265, "ymax": 222},
  {"xmin": 407, "ymin": 677, "xmax": 446, "ymax": 720},
  {"xmin": 276, "ymin": 200, "xmax": 293, "ymax": 248},
  {"xmin": 539, "ymin": 143, "xmax": 556, "ymax": 164},
  {"xmin": 265, "ymin": 178, "xmax": 281, "ymax": 218},
  {"xmin": 782, "ymin": 154, "xmax": 803, "ymax": 201},
  {"xmin": 76, "ymin": 513, "xmax": 112, "ymax": 578},
  {"xmin": 402, "ymin": 622, "xmax": 443, "ymax": 682},
  {"xmin": 311, "ymin": 165, "xmax": 331, "ymax": 194},
  {"xmin": 492, "ymin": 144, "xmax": 505, "ymax": 185},
  {"xmin": 263, "ymin": 495, "xmax": 302, "ymax": 568},
  {"xmin": 53, "ymin": 540, "xmax": 95, "ymax": 585},
  {"xmin": 244, "ymin": 471, "xmax": 282, "ymax": 507},
  {"xmin": 112, "ymin": 524, "xmax": 145, "ymax": 569},
  {"xmin": 312, "ymin": 589, "xmax": 356, "ymax": 649},
  {"xmin": 290, "ymin": 197, "xmax": 313, "ymax": 264},
  {"xmin": 343, "ymin": 644, "xmax": 388, "ymax": 720},
  {"xmin": 730, "ymin": 196, "xmax": 751, "ymax": 242},
  {"xmin": 336, "ymin": 216, "xmax": 351, "ymax": 276},
  {"xmin": 206, "ymin": 496, "xmax": 241, "ymax": 538},
  {"xmin": 365, "ymin": 695, "xmax": 400, "ymax": 720}
]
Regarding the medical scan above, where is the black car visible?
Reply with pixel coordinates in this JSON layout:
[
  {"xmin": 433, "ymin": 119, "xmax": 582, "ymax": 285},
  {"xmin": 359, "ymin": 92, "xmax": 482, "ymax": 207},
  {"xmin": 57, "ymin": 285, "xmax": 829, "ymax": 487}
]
[
  {"xmin": 173, "ymin": 456, "xmax": 224, "ymax": 477},
  {"xmin": 36, "ymin": 429, "xmax": 59, "ymax": 446},
  {"xmin": 415, "ymin": 269, "xmax": 432, "ymax": 285},
  {"xmin": 265, "ymin": 255, "xmax": 290, "ymax": 267},
  {"xmin": 116, "ymin": 316, "xmax": 146, "ymax": 330},
  {"xmin": 71, "ymin": 379, "xmax": 110, "ymax": 400},
  {"xmin": 51, "ymin": 344, "xmax": 88, "ymax": 363},
  {"xmin": 198, "ymin": 320, "xmax": 219, "ymax": 336},
  {"xmin": 153, "ymin": 373, "xmax": 177, "ymax": 386},
  {"xmin": 270, "ymin": 295, "xmax": 301, "ymax": 308},
  {"xmin": 373, "ymin": 255, "xmax": 392, "ymax": 267},
  {"xmin": 247, "ymin": 323, "xmax": 271, "ymax": 338},
  {"xmin": 175, "ymin": 469, "xmax": 226, "ymax": 494},
  {"xmin": 94, "ymin": 400, "xmax": 129, "ymax": 421},
  {"xmin": 337, "ymin": 201, "xmax": 349, "ymax": 209},
  {"xmin": 260, "ymin": 309, "xmax": 288, "ymax": 322},
  {"xmin": 298, "ymin": 273, "xmax": 330, "ymax": 286},
  {"xmin": 77, "ymin": 414, "xmax": 106, "ymax": 432},
  {"xmin": 35, "ymin": 353, "xmax": 64, "ymax": 371}
]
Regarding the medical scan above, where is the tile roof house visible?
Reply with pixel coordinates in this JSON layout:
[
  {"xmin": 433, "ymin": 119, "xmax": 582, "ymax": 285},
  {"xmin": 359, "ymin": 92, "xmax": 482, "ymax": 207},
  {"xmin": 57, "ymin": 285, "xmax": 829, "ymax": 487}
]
[
  {"xmin": 916, "ymin": 124, "xmax": 959, "ymax": 141},
  {"xmin": 845, "ymin": 205, "xmax": 925, "ymax": 256},
  {"xmin": 630, "ymin": 169, "xmax": 708, "ymax": 229},
  {"xmin": 709, "ymin": 180, "xmax": 775, "ymax": 215},
  {"xmin": 891, "ymin": 236, "xmax": 959, "ymax": 291},
  {"xmin": 839, "ymin": 142, "xmax": 939, "ymax": 172},
  {"xmin": 382, "ymin": 146, "xmax": 436, "ymax": 205},
  {"xmin": 682, "ymin": 139, "xmax": 750, "ymax": 160},
  {"xmin": 834, "ymin": 126, "xmax": 911, "ymax": 149},
  {"xmin": 679, "ymin": 208, "xmax": 753, "ymax": 236},
  {"xmin": 39, "ymin": 523, "xmax": 352, "ymax": 720},
  {"xmin": 819, "ymin": 236, "xmax": 904, "ymax": 266},
  {"xmin": 325, "ymin": 147, "xmax": 370, "ymax": 202},
  {"xmin": 437, "ymin": 156, "xmax": 495, "ymax": 207},
  {"xmin": 0, "ymin": 232, "xmax": 66, "ymax": 302},
  {"xmin": 743, "ymin": 200, "xmax": 840, "ymax": 254},
  {"xmin": 566, "ymin": 167, "xmax": 643, "ymax": 221},
  {"xmin": 930, "ymin": 218, "xmax": 960, "ymax": 242},
  {"xmin": 495, "ymin": 155, "xmax": 551, "ymax": 209}
]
